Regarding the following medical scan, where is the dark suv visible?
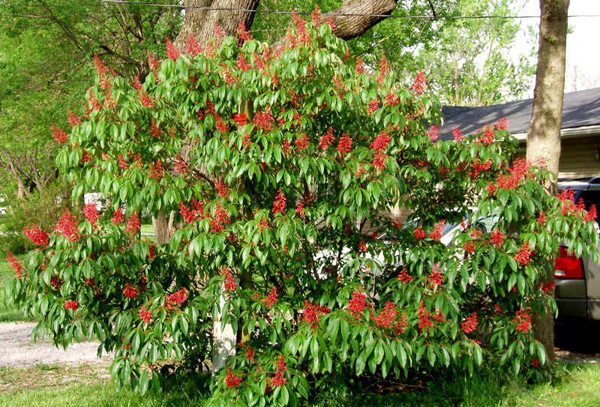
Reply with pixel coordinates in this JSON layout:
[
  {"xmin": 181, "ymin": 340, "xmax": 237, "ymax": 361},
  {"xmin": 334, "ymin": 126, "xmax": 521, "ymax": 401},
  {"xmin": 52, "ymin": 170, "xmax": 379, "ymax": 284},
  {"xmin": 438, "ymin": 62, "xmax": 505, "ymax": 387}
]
[{"xmin": 555, "ymin": 178, "xmax": 600, "ymax": 322}]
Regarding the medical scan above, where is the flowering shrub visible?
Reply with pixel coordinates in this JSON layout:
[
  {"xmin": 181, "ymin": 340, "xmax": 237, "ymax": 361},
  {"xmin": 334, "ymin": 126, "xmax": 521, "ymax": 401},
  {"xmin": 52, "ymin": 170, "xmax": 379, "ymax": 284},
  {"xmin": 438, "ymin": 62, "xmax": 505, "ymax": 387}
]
[{"xmin": 5, "ymin": 12, "xmax": 599, "ymax": 406}]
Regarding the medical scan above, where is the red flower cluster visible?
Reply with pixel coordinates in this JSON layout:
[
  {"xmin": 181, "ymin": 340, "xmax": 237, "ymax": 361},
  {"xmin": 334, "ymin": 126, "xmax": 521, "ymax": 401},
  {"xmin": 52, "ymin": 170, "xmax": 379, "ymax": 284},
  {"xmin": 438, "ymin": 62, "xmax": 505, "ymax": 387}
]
[
  {"xmin": 376, "ymin": 55, "xmax": 389, "ymax": 86},
  {"xmin": 210, "ymin": 203, "xmax": 230, "ymax": 232},
  {"xmin": 245, "ymin": 345, "xmax": 254, "ymax": 361},
  {"xmin": 410, "ymin": 70, "xmax": 426, "ymax": 95},
  {"xmin": 428, "ymin": 265, "xmax": 443, "ymax": 288},
  {"xmin": 295, "ymin": 133, "xmax": 309, "ymax": 150},
  {"xmin": 282, "ymin": 138, "xmax": 291, "ymax": 155},
  {"xmin": 514, "ymin": 242, "xmax": 531, "ymax": 266},
  {"xmin": 386, "ymin": 92, "xmax": 400, "ymax": 107},
  {"xmin": 166, "ymin": 288, "xmax": 188, "ymax": 308},
  {"xmin": 478, "ymin": 125, "xmax": 495, "ymax": 145},
  {"xmin": 112, "ymin": 208, "xmax": 124, "ymax": 225},
  {"xmin": 272, "ymin": 189, "xmax": 286, "ymax": 215},
  {"xmin": 513, "ymin": 310, "xmax": 532, "ymax": 333},
  {"xmin": 461, "ymin": 312, "xmax": 478, "ymax": 334},
  {"xmin": 64, "ymin": 300, "xmax": 79, "ymax": 311},
  {"xmin": 214, "ymin": 179, "xmax": 230, "ymax": 199},
  {"xmin": 147, "ymin": 51, "xmax": 161, "ymax": 80},
  {"xmin": 490, "ymin": 229, "xmax": 504, "ymax": 248},
  {"xmin": 254, "ymin": 106, "xmax": 274, "ymax": 131},
  {"xmin": 375, "ymin": 302, "xmax": 398, "ymax": 329},
  {"xmin": 223, "ymin": 267, "xmax": 237, "ymax": 292},
  {"xmin": 263, "ymin": 287, "xmax": 278, "ymax": 307},
  {"xmin": 55, "ymin": 209, "xmax": 79, "ymax": 242},
  {"xmin": 398, "ymin": 269, "xmax": 413, "ymax": 283},
  {"xmin": 494, "ymin": 118, "xmax": 508, "ymax": 130},
  {"xmin": 237, "ymin": 53, "xmax": 251, "ymax": 71},
  {"xmin": 496, "ymin": 158, "xmax": 530, "ymax": 190},
  {"xmin": 139, "ymin": 306, "xmax": 153, "ymax": 324},
  {"xmin": 464, "ymin": 241, "xmax": 476, "ymax": 255},
  {"xmin": 319, "ymin": 127, "xmax": 334, "ymax": 150},
  {"xmin": 348, "ymin": 289, "xmax": 366, "ymax": 319},
  {"xmin": 7, "ymin": 250, "xmax": 24, "ymax": 278},
  {"xmin": 337, "ymin": 134, "xmax": 352, "ymax": 155},
  {"xmin": 355, "ymin": 56, "xmax": 365, "ymax": 74},
  {"xmin": 52, "ymin": 126, "xmax": 69, "ymax": 143},
  {"xmin": 585, "ymin": 204, "xmax": 597, "ymax": 222},
  {"xmin": 418, "ymin": 301, "xmax": 433, "ymax": 332},
  {"xmin": 237, "ymin": 21, "xmax": 253, "ymax": 42},
  {"xmin": 23, "ymin": 224, "xmax": 49, "ymax": 246},
  {"xmin": 83, "ymin": 203, "xmax": 99, "ymax": 227},
  {"xmin": 469, "ymin": 160, "xmax": 492, "ymax": 178},
  {"xmin": 174, "ymin": 155, "xmax": 189, "ymax": 174},
  {"xmin": 426, "ymin": 125, "xmax": 439, "ymax": 142},
  {"xmin": 271, "ymin": 355, "xmax": 287, "ymax": 387},
  {"xmin": 126, "ymin": 212, "xmax": 141, "ymax": 235},
  {"xmin": 302, "ymin": 300, "xmax": 330, "ymax": 329},
  {"xmin": 429, "ymin": 220, "xmax": 446, "ymax": 241},
  {"xmin": 452, "ymin": 127, "xmax": 464, "ymax": 141},
  {"xmin": 414, "ymin": 227, "xmax": 425, "ymax": 240},
  {"xmin": 541, "ymin": 281, "xmax": 556, "ymax": 293},
  {"xmin": 148, "ymin": 160, "xmax": 164, "ymax": 181},
  {"xmin": 372, "ymin": 151, "xmax": 387, "ymax": 171},
  {"xmin": 367, "ymin": 99, "xmax": 380, "ymax": 114},
  {"xmin": 68, "ymin": 109, "xmax": 82, "ymax": 126},
  {"xmin": 226, "ymin": 368, "xmax": 242, "ymax": 389},
  {"xmin": 186, "ymin": 34, "xmax": 203, "ymax": 55},
  {"xmin": 295, "ymin": 201, "xmax": 305, "ymax": 218},
  {"xmin": 150, "ymin": 118, "xmax": 162, "ymax": 138},
  {"xmin": 123, "ymin": 284, "xmax": 139, "ymax": 299},
  {"xmin": 371, "ymin": 131, "xmax": 391, "ymax": 152}
]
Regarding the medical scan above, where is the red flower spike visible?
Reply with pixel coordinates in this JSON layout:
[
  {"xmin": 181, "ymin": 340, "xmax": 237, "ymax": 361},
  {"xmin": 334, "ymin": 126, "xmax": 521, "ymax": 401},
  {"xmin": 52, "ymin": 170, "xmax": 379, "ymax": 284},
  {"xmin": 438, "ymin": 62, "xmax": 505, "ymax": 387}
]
[
  {"xmin": 282, "ymin": 138, "xmax": 291, "ymax": 155},
  {"xmin": 225, "ymin": 368, "xmax": 242, "ymax": 388},
  {"xmin": 237, "ymin": 53, "xmax": 251, "ymax": 71},
  {"xmin": 186, "ymin": 33, "xmax": 203, "ymax": 56},
  {"xmin": 372, "ymin": 151, "xmax": 387, "ymax": 171},
  {"xmin": 64, "ymin": 300, "xmax": 79, "ymax": 311},
  {"xmin": 236, "ymin": 21, "xmax": 252, "ymax": 42},
  {"xmin": 427, "ymin": 125, "xmax": 439, "ymax": 142},
  {"xmin": 318, "ymin": 127, "xmax": 334, "ymax": 150},
  {"xmin": 263, "ymin": 287, "xmax": 278, "ymax": 307},
  {"xmin": 295, "ymin": 133, "xmax": 309, "ymax": 151},
  {"xmin": 398, "ymin": 269, "xmax": 413, "ymax": 283},
  {"xmin": 463, "ymin": 241, "xmax": 476, "ymax": 255},
  {"xmin": 410, "ymin": 70, "xmax": 427, "ymax": 95},
  {"xmin": 83, "ymin": 203, "xmax": 99, "ymax": 227},
  {"xmin": 348, "ymin": 289, "xmax": 366, "ymax": 319},
  {"xmin": 23, "ymin": 224, "xmax": 49, "ymax": 246},
  {"xmin": 151, "ymin": 118, "xmax": 162, "ymax": 138},
  {"xmin": 210, "ymin": 203, "xmax": 230, "ymax": 232},
  {"xmin": 51, "ymin": 126, "xmax": 69, "ymax": 144},
  {"xmin": 427, "ymin": 265, "xmax": 443, "ymax": 288},
  {"xmin": 479, "ymin": 125, "xmax": 495, "ymax": 145},
  {"xmin": 222, "ymin": 266, "xmax": 237, "ymax": 292},
  {"xmin": 513, "ymin": 310, "xmax": 532, "ymax": 333},
  {"xmin": 295, "ymin": 201, "xmax": 305, "ymax": 218},
  {"xmin": 417, "ymin": 301, "xmax": 433, "ymax": 332},
  {"xmin": 55, "ymin": 209, "xmax": 79, "ymax": 242},
  {"xmin": 461, "ymin": 312, "xmax": 478, "ymax": 334},
  {"xmin": 490, "ymin": 229, "xmax": 504, "ymax": 248},
  {"xmin": 414, "ymin": 227, "xmax": 425, "ymax": 240},
  {"xmin": 494, "ymin": 118, "xmax": 508, "ymax": 130},
  {"xmin": 139, "ymin": 306, "xmax": 153, "ymax": 324},
  {"xmin": 272, "ymin": 189, "xmax": 286, "ymax": 215},
  {"xmin": 514, "ymin": 242, "xmax": 531, "ymax": 266},
  {"xmin": 337, "ymin": 134, "xmax": 352, "ymax": 155},
  {"xmin": 452, "ymin": 127, "xmax": 464, "ymax": 141},
  {"xmin": 112, "ymin": 208, "xmax": 124, "ymax": 225},
  {"xmin": 123, "ymin": 283, "xmax": 139, "ymax": 299},
  {"xmin": 7, "ymin": 250, "xmax": 24, "ymax": 278},
  {"xmin": 214, "ymin": 179, "xmax": 230, "ymax": 199},
  {"xmin": 585, "ymin": 205, "xmax": 597, "ymax": 222},
  {"xmin": 68, "ymin": 110, "xmax": 82, "ymax": 126},
  {"xmin": 428, "ymin": 220, "xmax": 446, "ymax": 241},
  {"xmin": 126, "ymin": 212, "xmax": 141, "ymax": 235},
  {"xmin": 355, "ymin": 56, "xmax": 365, "ymax": 74},
  {"xmin": 233, "ymin": 113, "xmax": 247, "ymax": 126},
  {"xmin": 166, "ymin": 288, "xmax": 188, "ymax": 309},
  {"xmin": 311, "ymin": 5, "xmax": 322, "ymax": 24},
  {"xmin": 371, "ymin": 131, "xmax": 391, "ymax": 152},
  {"xmin": 375, "ymin": 302, "xmax": 397, "ymax": 329},
  {"xmin": 303, "ymin": 300, "xmax": 329, "ymax": 329}
]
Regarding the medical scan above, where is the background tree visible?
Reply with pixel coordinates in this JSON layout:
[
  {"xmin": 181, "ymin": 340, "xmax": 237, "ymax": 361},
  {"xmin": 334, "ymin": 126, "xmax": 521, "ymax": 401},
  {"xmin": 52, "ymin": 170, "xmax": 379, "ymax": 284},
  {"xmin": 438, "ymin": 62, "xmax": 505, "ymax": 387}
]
[{"xmin": 526, "ymin": 0, "xmax": 570, "ymax": 361}]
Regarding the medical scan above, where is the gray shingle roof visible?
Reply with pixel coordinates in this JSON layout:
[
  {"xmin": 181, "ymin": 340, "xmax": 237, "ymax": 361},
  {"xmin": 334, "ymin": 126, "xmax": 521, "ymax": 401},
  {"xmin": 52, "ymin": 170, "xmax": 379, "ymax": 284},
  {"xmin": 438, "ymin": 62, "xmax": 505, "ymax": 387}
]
[{"xmin": 440, "ymin": 87, "xmax": 600, "ymax": 140}]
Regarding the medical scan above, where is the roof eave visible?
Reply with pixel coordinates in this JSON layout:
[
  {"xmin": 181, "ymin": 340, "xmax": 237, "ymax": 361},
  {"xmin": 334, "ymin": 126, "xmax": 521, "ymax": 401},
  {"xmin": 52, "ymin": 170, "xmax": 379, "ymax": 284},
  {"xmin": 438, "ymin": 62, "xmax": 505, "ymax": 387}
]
[{"xmin": 513, "ymin": 124, "xmax": 600, "ymax": 141}]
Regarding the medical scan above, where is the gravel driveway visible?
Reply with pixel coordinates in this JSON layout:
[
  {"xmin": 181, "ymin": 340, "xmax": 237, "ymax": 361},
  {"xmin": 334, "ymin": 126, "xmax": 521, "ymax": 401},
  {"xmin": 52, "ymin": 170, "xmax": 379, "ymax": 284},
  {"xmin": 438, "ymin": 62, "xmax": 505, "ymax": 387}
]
[{"xmin": 0, "ymin": 322, "xmax": 112, "ymax": 368}]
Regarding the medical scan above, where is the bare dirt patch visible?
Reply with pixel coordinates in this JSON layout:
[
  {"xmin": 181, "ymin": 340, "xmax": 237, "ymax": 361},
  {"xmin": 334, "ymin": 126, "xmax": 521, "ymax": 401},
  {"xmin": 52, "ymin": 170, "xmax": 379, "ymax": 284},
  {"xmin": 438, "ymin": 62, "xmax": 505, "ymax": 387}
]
[{"xmin": 0, "ymin": 322, "xmax": 112, "ymax": 368}]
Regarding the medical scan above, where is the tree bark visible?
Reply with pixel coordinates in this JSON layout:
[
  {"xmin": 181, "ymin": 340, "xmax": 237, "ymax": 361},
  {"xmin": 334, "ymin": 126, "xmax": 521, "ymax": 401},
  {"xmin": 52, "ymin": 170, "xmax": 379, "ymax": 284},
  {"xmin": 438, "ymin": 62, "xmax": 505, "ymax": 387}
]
[
  {"xmin": 152, "ymin": 210, "xmax": 171, "ymax": 245},
  {"xmin": 526, "ymin": 0, "xmax": 570, "ymax": 362}
]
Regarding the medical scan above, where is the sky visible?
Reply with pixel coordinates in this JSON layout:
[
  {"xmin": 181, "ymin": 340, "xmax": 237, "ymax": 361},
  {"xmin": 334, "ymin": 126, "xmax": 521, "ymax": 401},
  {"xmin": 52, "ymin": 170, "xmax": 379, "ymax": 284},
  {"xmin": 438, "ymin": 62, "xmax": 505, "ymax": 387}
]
[{"xmin": 514, "ymin": 0, "xmax": 600, "ymax": 94}]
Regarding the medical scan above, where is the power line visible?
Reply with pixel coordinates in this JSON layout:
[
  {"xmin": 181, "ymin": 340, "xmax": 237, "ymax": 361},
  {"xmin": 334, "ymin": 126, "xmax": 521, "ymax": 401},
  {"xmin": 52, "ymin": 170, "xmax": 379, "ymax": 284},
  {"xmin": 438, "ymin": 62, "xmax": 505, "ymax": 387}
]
[{"xmin": 99, "ymin": 0, "xmax": 600, "ymax": 20}]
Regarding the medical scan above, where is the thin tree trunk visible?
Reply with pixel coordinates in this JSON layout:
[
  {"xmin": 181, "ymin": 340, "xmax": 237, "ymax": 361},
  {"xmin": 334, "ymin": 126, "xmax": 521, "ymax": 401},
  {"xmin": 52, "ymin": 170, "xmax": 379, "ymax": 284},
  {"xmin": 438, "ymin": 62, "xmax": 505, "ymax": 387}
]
[
  {"xmin": 526, "ymin": 0, "xmax": 570, "ymax": 362},
  {"xmin": 152, "ymin": 211, "xmax": 171, "ymax": 245}
]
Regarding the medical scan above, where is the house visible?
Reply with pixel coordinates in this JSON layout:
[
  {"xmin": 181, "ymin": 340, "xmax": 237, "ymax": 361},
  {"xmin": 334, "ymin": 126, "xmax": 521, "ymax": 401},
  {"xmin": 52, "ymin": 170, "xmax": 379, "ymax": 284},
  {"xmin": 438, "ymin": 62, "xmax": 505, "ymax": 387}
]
[{"xmin": 440, "ymin": 88, "xmax": 600, "ymax": 180}]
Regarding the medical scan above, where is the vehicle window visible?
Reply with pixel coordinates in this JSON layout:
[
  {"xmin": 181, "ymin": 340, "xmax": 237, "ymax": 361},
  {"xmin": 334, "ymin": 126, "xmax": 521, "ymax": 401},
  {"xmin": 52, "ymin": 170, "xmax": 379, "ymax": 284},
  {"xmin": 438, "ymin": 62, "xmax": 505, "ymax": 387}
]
[{"xmin": 578, "ymin": 191, "xmax": 600, "ymax": 210}]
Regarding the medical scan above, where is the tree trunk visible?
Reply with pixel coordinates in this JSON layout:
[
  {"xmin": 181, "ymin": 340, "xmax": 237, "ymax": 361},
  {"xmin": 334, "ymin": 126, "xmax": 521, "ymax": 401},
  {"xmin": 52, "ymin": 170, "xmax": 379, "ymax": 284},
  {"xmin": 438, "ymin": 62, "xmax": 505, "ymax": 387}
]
[
  {"xmin": 152, "ymin": 211, "xmax": 171, "ymax": 245},
  {"xmin": 526, "ymin": 0, "xmax": 570, "ymax": 362}
]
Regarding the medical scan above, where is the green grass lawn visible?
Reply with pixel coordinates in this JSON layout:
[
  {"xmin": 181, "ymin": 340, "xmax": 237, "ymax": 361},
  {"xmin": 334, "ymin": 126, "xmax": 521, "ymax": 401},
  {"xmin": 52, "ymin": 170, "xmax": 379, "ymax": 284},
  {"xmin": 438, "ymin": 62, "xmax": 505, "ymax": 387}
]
[
  {"xmin": 0, "ymin": 254, "xmax": 30, "ymax": 322},
  {"xmin": 1, "ymin": 362, "xmax": 600, "ymax": 407}
]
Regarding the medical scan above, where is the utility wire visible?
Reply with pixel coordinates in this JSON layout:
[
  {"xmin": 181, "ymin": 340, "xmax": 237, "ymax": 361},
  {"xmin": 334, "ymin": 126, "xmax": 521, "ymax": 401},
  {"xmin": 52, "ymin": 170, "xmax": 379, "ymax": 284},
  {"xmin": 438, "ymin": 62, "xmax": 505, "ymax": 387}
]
[{"xmin": 99, "ymin": 0, "xmax": 600, "ymax": 20}]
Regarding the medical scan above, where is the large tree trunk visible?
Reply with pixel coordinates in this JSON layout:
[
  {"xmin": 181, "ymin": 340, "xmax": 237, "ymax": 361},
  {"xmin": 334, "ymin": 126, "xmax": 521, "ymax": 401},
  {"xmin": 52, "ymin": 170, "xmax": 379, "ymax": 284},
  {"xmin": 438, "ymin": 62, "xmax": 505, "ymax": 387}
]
[{"xmin": 526, "ymin": 0, "xmax": 570, "ymax": 362}]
